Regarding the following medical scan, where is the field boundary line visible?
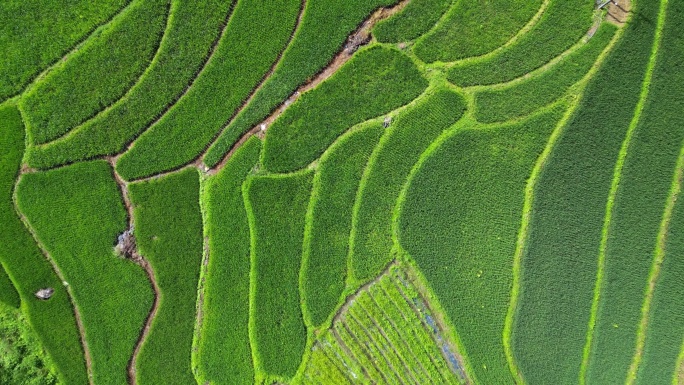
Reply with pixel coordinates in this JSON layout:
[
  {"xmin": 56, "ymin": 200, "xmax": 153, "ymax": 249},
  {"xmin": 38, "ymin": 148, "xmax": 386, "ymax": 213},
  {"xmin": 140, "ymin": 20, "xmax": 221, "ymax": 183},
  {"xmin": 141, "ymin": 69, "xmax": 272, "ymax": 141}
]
[
  {"xmin": 191, "ymin": 176, "xmax": 211, "ymax": 384},
  {"xmin": 12, "ymin": 174, "xmax": 94, "ymax": 385},
  {"xmin": 43, "ymin": 0, "xmax": 174, "ymax": 145},
  {"xmin": 675, "ymin": 339, "xmax": 684, "ymax": 385},
  {"xmin": 10, "ymin": 0, "xmax": 134, "ymax": 102},
  {"xmin": 579, "ymin": 0, "xmax": 665, "ymax": 380},
  {"xmin": 444, "ymin": 0, "xmax": 551, "ymax": 67},
  {"xmin": 200, "ymin": 0, "xmax": 308, "ymax": 168},
  {"xmin": 628, "ymin": 139, "xmax": 683, "ymax": 384}
]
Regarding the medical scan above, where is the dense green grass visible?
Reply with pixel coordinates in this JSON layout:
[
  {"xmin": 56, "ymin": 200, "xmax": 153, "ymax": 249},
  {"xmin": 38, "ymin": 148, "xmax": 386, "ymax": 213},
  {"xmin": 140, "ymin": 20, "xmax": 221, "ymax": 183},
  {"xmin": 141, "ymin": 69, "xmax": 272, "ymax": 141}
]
[
  {"xmin": 197, "ymin": 136, "xmax": 260, "ymax": 385},
  {"xmin": 447, "ymin": 0, "xmax": 594, "ymax": 86},
  {"xmin": 128, "ymin": 167, "xmax": 203, "ymax": 385},
  {"xmin": 412, "ymin": 0, "xmax": 542, "ymax": 62},
  {"xmin": 0, "ymin": 263, "xmax": 19, "ymax": 309},
  {"xmin": 512, "ymin": 0, "xmax": 662, "ymax": 382},
  {"xmin": 399, "ymin": 105, "xmax": 565, "ymax": 385},
  {"xmin": 0, "ymin": 303, "xmax": 59, "ymax": 385},
  {"xmin": 373, "ymin": 0, "xmax": 453, "ymax": 43},
  {"xmin": 203, "ymin": 0, "xmax": 400, "ymax": 168},
  {"xmin": 26, "ymin": 0, "xmax": 235, "ymax": 170},
  {"xmin": 20, "ymin": 0, "xmax": 169, "ymax": 145},
  {"xmin": 474, "ymin": 22, "xmax": 617, "ymax": 123},
  {"xmin": 636, "ymin": 157, "xmax": 684, "ymax": 385},
  {"xmin": 587, "ymin": 1, "xmax": 683, "ymax": 382},
  {"xmin": 0, "ymin": 0, "xmax": 127, "ymax": 101},
  {"xmin": 16, "ymin": 160, "xmax": 153, "ymax": 385},
  {"xmin": 116, "ymin": 0, "xmax": 300, "ymax": 181},
  {"xmin": 302, "ymin": 121, "xmax": 384, "ymax": 328},
  {"xmin": 0, "ymin": 103, "xmax": 87, "ymax": 384},
  {"xmin": 350, "ymin": 88, "xmax": 465, "ymax": 284},
  {"xmin": 261, "ymin": 45, "xmax": 426, "ymax": 173},
  {"xmin": 243, "ymin": 171, "xmax": 313, "ymax": 381}
]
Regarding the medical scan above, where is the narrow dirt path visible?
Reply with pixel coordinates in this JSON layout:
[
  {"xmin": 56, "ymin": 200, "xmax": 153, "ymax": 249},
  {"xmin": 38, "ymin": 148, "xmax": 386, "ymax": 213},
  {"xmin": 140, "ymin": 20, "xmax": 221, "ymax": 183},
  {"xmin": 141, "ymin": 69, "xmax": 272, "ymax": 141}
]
[
  {"xmin": 12, "ymin": 175, "xmax": 95, "ymax": 385},
  {"xmin": 106, "ymin": 155, "xmax": 162, "ymax": 385},
  {"xmin": 207, "ymin": 0, "xmax": 411, "ymax": 175}
]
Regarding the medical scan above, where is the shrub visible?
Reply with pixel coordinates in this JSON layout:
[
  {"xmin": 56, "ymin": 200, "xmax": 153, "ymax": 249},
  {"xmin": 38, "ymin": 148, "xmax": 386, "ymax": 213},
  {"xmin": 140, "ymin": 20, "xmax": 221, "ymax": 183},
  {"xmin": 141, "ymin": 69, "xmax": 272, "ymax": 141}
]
[
  {"xmin": 350, "ymin": 88, "xmax": 465, "ymax": 284},
  {"xmin": 26, "ymin": 0, "xmax": 236, "ymax": 170},
  {"xmin": 203, "ymin": 0, "xmax": 400, "ymax": 168},
  {"xmin": 19, "ymin": 0, "xmax": 169, "ymax": 145},
  {"xmin": 398, "ymin": 105, "xmax": 566, "ymax": 384},
  {"xmin": 243, "ymin": 171, "xmax": 313, "ymax": 381},
  {"xmin": 302, "ymin": 121, "xmax": 384, "ymax": 327},
  {"xmin": 128, "ymin": 168, "xmax": 203, "ymax": 385},
  {"xmin": 0, "ymin": 103, "xmax": 87, "ymax": 385},
  {"xmin": 474, "ymin": 22, "xmax": 617, "ymax": 123},
  {"xmin": 412, "ymin": 0, "xmax": 542, "ymax": 62},
  {"xmin": 447, "ymin": 0, "xmax": 595, "ymax": 86},
  {"xmin": 197, "ymin": 136, "xmax": 261, "ymax": 385},
  {"xmin": 17, "ymin": 160, "xmax": 154, "ymax": 385},
  {"xmin": 373, "ymin": 0, "xmax": 453, "ymax": 43},
  {"xmin": 115, "ymin": 0, "xmax": 301, "ymax": 181},
  {"xmin": 512, "ymin": 0, "xmax": 662, "ymax": 381},
  {"xmin": 261, "ymin": 45, "xmax": 427, "ymax": 173},
  {"xmin": 0, "ymin": 0, "xmax": 127, "ymax": 100}
]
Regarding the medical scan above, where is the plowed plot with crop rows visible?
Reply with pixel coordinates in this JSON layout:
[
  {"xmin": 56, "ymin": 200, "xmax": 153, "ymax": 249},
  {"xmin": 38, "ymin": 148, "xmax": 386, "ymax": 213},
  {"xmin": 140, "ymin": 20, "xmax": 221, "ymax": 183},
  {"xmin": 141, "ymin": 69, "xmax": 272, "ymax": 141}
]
[{"xmin": 2, "ymin": 0, "xmax": 683, "ymax": 384}]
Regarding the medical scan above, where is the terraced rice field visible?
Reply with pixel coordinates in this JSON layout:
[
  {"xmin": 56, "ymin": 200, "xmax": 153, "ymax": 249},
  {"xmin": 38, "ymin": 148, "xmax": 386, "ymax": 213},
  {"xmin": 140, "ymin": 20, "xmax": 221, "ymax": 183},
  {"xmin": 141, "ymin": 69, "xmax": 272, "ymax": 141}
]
[{"xmin": 1, "ymin": 0, "xmax": 683, "ymax": 384}]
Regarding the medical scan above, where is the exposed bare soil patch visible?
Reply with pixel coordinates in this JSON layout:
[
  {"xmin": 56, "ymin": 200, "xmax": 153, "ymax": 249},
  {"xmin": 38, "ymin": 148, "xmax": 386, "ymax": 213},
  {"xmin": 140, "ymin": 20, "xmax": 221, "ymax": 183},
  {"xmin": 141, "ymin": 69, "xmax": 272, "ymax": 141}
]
[{"xmin": 607, "ymin": 0, "xmax": 631, "ymax": 26}]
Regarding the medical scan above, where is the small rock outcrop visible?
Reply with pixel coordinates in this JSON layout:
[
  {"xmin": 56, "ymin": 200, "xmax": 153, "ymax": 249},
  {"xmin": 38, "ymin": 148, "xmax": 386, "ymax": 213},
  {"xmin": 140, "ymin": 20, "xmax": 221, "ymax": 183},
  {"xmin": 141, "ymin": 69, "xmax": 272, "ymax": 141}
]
[{"xmin": 34, "ymin": 287, "xmax": 54, "ymax": 300}]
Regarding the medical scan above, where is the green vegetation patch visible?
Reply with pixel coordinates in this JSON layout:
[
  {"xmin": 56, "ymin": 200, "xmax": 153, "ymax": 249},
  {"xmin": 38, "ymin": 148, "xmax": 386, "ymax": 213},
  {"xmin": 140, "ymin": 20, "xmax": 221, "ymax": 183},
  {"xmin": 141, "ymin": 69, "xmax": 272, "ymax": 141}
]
[
  {"xmin": 0, "ymin": 264, "xmax": 19, "ymax": 309},
  {"xmin": 512, "ymin": 0, "xmax": 662, "ymax": 381},
  {"xmin": 20, "ymin": 0, "xmax": 169, "ymax": 145},
  {"xmin": 399, "ymin": 104, "xmax": 566, "ymax": 384},
  {"xmin": 587, "ymin": 0, "xmax": 684, "ymax": 382},
  {"xmin": 116, "ymin": 0, "xmax": 301, "ymax": 181},
  {"xmin": 0, "ymin": 0, "xmax": 127, "ymax": 101},
  {"xmin": 447, "ymin": 0, "xmax": 595, "ymax": 86},
  {"xmin": 262, "ymin": 45, "xmax": 427, "ymax": 173},
  {"xmin": 474, "ymin": 22, "xmax": 617, "ymax": 123},
  {"xmin": 26, "ymin": 0, "xmax": 235, "ymax": 170},
  {"xmin": 373, "ymin": 0, "xmax": 453, "ymax": 43},
  {"xmin": 129, "ymin": 167, "xmax": 203, "ymax": 385},
  {"xmin": 302, "ymin": 121, "xmax": 384, "ymax": 328},
  {"xmin": 17, "ymin": 160, "xmax": 153, "ymax": 385},
  {"xmin": 0, "ymin": 303, "xmax": 59, "ymax": 385},
  {"xmin": 243, "ymin": 171, "xmax": 313, "ymax": 381},
  {"xmin": 197, "ymin": 136, "xmax": 261, "ymax": 385},
  {"xmin": 203, "ymin": 0, "xmax": 401, "ymax": 168},
  {"xmin": 0, "ymin": 103, "xmax": 87, "ymax": 384},
  {"xmin": 413, "ymin": 0, "xmax": 542, "ymax": 62},
  {"xmin": 350, "ymin": 88, "xmax": 465, "ymax": 284}
]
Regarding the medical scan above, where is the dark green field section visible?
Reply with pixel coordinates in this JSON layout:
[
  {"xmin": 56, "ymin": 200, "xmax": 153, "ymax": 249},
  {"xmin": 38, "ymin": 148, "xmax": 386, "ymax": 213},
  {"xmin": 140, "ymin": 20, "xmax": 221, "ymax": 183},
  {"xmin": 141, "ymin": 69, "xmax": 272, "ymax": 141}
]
[
  {"xmin": 116, "ymin": 0, "xmax": 301, "ymax": 181},
  {"xmin": 243, "ymin": 171, "xmax": 313, "ymax": 381},
  {"xmin": 0, "ymin": 263, "xmax": 19, "ymax": 309},
  {"xmin": 16, "ymin": 160, "xmax": 153, "ymax": 385},
  {"xmin": 412, "ymin": 0, "xmax": 542, "ymax": 62},
  {"xmin": 204, "ymin": 0, "xmax": 400, "ymax": 168},
  {"xmin": 129, "ymin": 168, "xmax": 203, "ymax": 385},
  {"xmin": 636, "ymin": 154, "xmax": 684, "ymax": 385},
  {"xmin": 261, "ymin": 45, "xmax": 427, "ymax": 173},
  {"xmin": 447, "ymin": 0, "xmax": 595, "ymax": 87},
  {"xmin": 26, "ymin": 0, "xmax": 234, "ymax": 170},
  {"xmin": 373, "ymin": 0, "xmax": 453, "ymax": 43},
  {"xmin": 0, "ymin": 0, "xmax": 127, "ymax": 101},
  {"xmin": 399, "ymin": 104, "xmax": 565, "ymax": 385},
  {"xmin": 0, "ymin": 104, "xmax": 88, "ymax": 385},
  {"xmin": 20, "ymin": 0, "xmax": 169, "ymax": 146},
  {"xmin": 586, "ymin": 1, "xmax": 679, "ymax": 383},
  {"xmin": 512, "ymin": 0, "xmax": 662, "ymax": 382},
  {"xmin": 474, "ymin": 22, "xmax": 617, "ymax": 123},
  {"xmin": 300, "ymin": 266, "xmax": 465, "ymax": 385},
  {"xmin": 350, "ymin": 88, "xmax": 465, "ymax": 284},
  {"xmin": 197, "ymin": 137, "xmax": 260, "ymax": 385},
  {"xmin": 301, "ymin": 121, "xmax": 384, "ymax": 328}
]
